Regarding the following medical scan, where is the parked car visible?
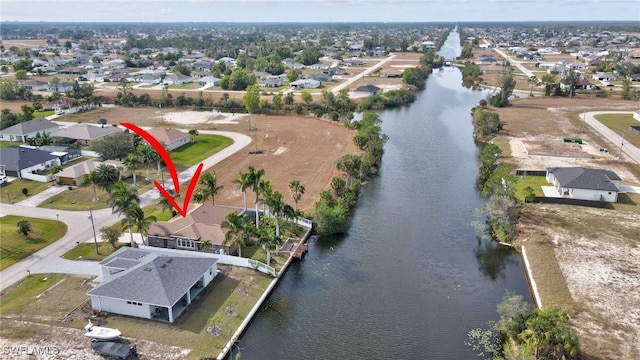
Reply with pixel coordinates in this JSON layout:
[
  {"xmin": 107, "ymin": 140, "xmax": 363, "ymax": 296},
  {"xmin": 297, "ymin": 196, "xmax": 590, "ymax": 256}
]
[{"xmin": 0, "ymin": 176, "xmax": 8, "ymax": 184}]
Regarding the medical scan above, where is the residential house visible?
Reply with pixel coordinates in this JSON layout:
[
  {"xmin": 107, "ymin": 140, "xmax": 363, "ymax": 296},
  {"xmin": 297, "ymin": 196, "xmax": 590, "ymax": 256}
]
[
  {"xmin": 546, "ymin": 167, "xmax": 621, "ymax": 202},
  {"xmin": 290, "ymin": 79, "xmax": 321, "ymax": 89},
  {"xmin": 36, "ymin": 145, "xmax": 82, "ymax": 164},
  {"xmin": 259, "ymin": 77, "xmax": 283, "ymax": 88},
  {"xmin": 50, "ymin": 124, "xmax": 122, "ymax": 146},
  {"xmin": 633, "ymin": 109, "xmax": 640, "ymax": 122},
  {"xmin": 163, "ymin": 74, "xmax": 192, "ymax": 85},
  {"xmin": 344, "ymin": 59, "xmax": 365, "ymax": 67},
  {"xmin": 592, "ymin": 72, "xmax": 617, "ymax": 82},
  {"xmin": 147, "ymin": 204, "xmax": 239, "ymax": 255},
  {"xmin": 477, "ymin": 55, "xmax": 499, "ymax": 65},
  {"xmin": 306, "ymin": 72, "xmax": 331, "ymax": 82},
  {"xmin": 323, "ymin": 67, "xmax": 347, "ymax": 76},
  {"xmin": 194, "ymin": 76, "xmax": 221, "ymax": 87},
  {"xmin": 48, "ymin": 81, "xmax": 74, "ymax": 93},
  {"xmin": 87, "ymin": 247, "xmax": 217, "ymax": 323},
  {"xmin": 0, "ymin": 118, "xmax": 59, "ymax": 143},
  {"xmin": 21, "ymin": 80, "xmax": 49, "ymax": 91},
  {"xmin": 0, "ymin": 146, "xmax": 61, "ymax": 179},
  {"xmin": 354, "ymin": 85, "xmax": 380, "ymax": 95},
  {"xmin": 55, "ymin": 159, "xmax": 120, "ymax": 186},
  {"xmin": 144, "ymin": 128, "xmax": 191, "ymax": 151}
]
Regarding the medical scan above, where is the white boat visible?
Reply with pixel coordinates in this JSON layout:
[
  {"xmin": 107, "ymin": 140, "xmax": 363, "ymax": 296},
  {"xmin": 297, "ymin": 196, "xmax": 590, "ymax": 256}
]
[{"xmin": 84, "ymin": 320, "xmax": 122, "ymax": 340}]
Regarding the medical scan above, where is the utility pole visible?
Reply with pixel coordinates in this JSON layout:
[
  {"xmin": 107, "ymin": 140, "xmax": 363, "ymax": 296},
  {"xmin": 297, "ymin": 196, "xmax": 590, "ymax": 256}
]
[
  {"xmin": 618, "ymin": 130, "xmax": 626, "ymax": 160},
  {"xmin": 88, "ymin": 206, "xmax": 99, "ymax": 255}
]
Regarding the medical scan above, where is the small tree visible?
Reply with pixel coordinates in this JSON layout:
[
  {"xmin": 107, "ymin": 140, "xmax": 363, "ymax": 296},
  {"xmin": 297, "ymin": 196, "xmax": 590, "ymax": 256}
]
[
  {"xmin": 97, "ymin": 117, "xmax": 107, "ymax": 128},
  {"xmin": 100, "ymin": 226, "xmax": 123, "ymax": 249},
  {"xmin": 17, "ymin": 220, "xmax": 32, "ymax": 239},
  {"xmin": 22, "ymin": 188, "xmax": 29, "ymax": 197}
]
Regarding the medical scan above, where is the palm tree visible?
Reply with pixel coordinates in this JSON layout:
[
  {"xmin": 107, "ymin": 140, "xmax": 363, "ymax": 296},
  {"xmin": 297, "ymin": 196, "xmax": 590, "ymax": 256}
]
[
  {"xmin": 263, "ymin": 191, "xmax": 295, "ymax": 238},
  {"xmin": 83, "ymin": 170, "xmax": 99, "ymax": 201},
  {"xmin": 94, "ymin": 164, "xmax": 119, "ymax": 194},
  {"xmin": 221, "ymin": 212, "xmax": 251, "ymax": 258},
  {"xmin": 123, "ymin": 153, "xmax": 139, "ymax": 186},
  {"xmin": 259, "ymin": 179, "xmax": 273, "ymax": 214},
  {"xmin": 527, "ymin": 75, "xmax": 537, "ymax": 96},
  {"xmin": 196, "ymin": 172, "xmax": 224, "ymax": 205},
  {"xmin": 199, "ymin": 239, "xmax": 212, "ymax": 252},
  {"xmin": 246, "ymin": 166, "xmax": 265, "ymax": 229},
  {"xmin": 233, "ymin": 171, "xmax": 251, "ymax": 211},
  {"xmin": 257, "ymin": 224, "xmax": 281, "ymax": 265},
  {"xmin": 137, "ymin": 144, "xmax": 156, "ymax": 180},
  {"xmin": 123, "ymin": 205, "xmax": 157, "ymax": 246},
  {"xmin": 156, "ymin": 189, "xmax": 180, "ymax": 217},
  {"xmin": 288, "ymin": 180, "xmax": 305, "ymax": 211},
  {"xmin": 108, "ymin": 180, "xmax": 140, "ymax": 246}
]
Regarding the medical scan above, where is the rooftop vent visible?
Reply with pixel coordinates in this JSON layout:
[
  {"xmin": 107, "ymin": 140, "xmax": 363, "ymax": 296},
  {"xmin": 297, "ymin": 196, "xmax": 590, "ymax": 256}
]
[{"xmin": 143, "ymin": 268, "xmax": 152, "ymax": 271}]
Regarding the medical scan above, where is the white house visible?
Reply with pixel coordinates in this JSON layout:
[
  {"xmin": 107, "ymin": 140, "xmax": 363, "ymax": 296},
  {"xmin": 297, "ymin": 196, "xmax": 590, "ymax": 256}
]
[
  {"xmin": 87, "ymin": 248, "xmax": 218, "ymax": 323},
  {"xmin": 290, "ymin": 79, "xmax": 321, "ymax": 89},
  {"xmin": 0, "ymin": 118, "xmax": 59, "ymax": 143},
  {"xmin": 0, "ymin": 146, "xmax": 61, "ymax": 181},
  {"xmin": 546, "ymin": 167, "xmax": 621, "ymax": 202},
  {"xmin": 633, "ymin": 109, "xmax": 640, "ymax": 122}
]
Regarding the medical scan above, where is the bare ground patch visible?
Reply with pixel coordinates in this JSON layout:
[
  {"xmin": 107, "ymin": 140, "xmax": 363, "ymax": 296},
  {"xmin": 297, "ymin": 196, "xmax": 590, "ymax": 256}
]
[{"xmin": 498, "ymin": 96, "xmax": 640, "ymax": 359}]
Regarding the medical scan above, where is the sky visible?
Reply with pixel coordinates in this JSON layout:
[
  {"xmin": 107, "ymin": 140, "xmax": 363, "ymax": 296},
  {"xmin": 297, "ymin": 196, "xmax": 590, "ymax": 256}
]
[{"xmin": 0, "ymin": 0, "xmax": 638, "ymax": 23}]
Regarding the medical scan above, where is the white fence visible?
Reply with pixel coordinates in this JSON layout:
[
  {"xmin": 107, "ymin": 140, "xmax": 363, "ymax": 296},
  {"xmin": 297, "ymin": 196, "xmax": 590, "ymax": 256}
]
[
  {"xmin": 137, "ymin": 245, "xmax": 276, "ymax": 277},
  {"xmin": 20, "ymin": 172, "xmax": 54, "ymax": 182},
  {"xmin": 261, "ymin": 209, "xmax": 312, "ymax": 229}
]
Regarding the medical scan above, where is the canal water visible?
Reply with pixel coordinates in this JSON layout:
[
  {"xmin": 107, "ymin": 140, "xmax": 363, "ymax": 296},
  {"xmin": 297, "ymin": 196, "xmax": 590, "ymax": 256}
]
[{"xmin": 235, "ymin": 31, "xmax": 532, "ymax": 359}]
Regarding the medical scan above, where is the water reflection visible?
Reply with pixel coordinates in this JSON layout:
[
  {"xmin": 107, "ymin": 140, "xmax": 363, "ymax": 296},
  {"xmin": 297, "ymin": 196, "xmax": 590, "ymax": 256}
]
[{"xmin": 473, "ymin": 238, "xmax": 519, "ymax": 281}]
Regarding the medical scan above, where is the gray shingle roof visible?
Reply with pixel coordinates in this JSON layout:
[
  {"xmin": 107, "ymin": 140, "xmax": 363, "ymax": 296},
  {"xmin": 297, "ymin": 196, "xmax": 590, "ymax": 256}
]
[
  {"xmin": 0, "ymin": 146, "xmax": 59, "ymax": 171},
  {"xmin": 89, "ymin": 248, "xmax": 216, "ymax": 307},
  {"xmin": 51, "ymin": 124, "xmax": 121, "ymax": 141},
  {"xmin": 547, "ymin": 167, "xmax": 620, "ymax": 191},
  {"xmin": 0, "ymin": 118, "xmax": 59, "ymax": 136}
]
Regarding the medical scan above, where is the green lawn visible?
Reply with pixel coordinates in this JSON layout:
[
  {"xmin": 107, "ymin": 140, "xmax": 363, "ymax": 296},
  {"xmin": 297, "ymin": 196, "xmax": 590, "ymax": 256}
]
[
  {"xmin": 595, "ymin": 113, "xmax": 640, "ymax": 149},
  {"xmin": 168, "ymin": 83, "xmax": 201, "ymax": 90},
  {"xmin": 0, "ymin": 216, "xmax": 67, "ymax": 270},
  {"xmin": 511, "ymin": 175, "xmax": 550, "ymax": 202},
  {"xmin": 0, "ymin": 179, "xmax": 54, "ymax": 204},
  {"xmin": 170, "ymin": 134, "xmax": 234, "ymax": 169},
  {"xmin": 60, "ymin": 242, "xmax": 118, "ymax": 261},
  {"xmin": 0, "ymin": 273, "xmax": 67, "ymax": 314}
]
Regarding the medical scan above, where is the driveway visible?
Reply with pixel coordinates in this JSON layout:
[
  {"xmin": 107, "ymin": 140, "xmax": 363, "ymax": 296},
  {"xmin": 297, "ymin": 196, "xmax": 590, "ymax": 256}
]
[{"xmin": 0, "ymin": 130, "xmax": 251, "ymax": 292}]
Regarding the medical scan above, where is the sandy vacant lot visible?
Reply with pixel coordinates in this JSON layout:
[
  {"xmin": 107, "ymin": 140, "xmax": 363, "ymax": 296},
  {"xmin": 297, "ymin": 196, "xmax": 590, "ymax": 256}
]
[{"xmin": 493, "ymin": 96, "xmax": 640, "ymax": 359}]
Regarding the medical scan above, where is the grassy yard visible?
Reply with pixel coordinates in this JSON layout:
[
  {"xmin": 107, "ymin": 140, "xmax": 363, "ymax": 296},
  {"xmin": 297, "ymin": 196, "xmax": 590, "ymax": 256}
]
[
  {"xmin": 40, "ymin": 171, "xmax": 160, "ymax": 210},
  {"xmin": 0, "ymin": 216, "xmax": 67, "ymax": 270},
  {"xmin": 60, "ymin": 242, "xmax": 119, "ymax": 261},
  {"xmin": 595, "ymin": 113, "xmax": 640, "ymax": 149},
  {"xmin": 0, "ymin": 267, "xmax": 274, "ymax": 359},
  {"xmin": 511, "ymin": 175, "xmax": 550, "ymax": 202},
  {"xmin": 0, "ymin": 179, "xmax": 53, "ymax": 204},
  {"xmin": 168, "ymin": 83, "xmax": 201, "ymax": 90},
  {"xmin": 169, "ymin": 134, "xmax": 234, "ymax": 169}
]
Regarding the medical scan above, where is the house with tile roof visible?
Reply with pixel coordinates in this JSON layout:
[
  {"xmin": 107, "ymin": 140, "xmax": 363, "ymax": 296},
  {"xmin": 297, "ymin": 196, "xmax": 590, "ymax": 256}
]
[
  {"xmin": 50, "ymin": 123, "xmax": 122, "ymax": 146},
  {"xmin": 0, "ymin": 118, "xmax": 60, "ymax": 143},
  {"xmin": 147, "ymin": 204, "xmax": 239, "ymax": 255},
  {"xmin": 55, "ymin": 159, "xmax": 122, "ymax": 186},
  {"xmin": 546, "ymin": 167, "xmax": 621, "ymax": 202},
  {"xmin": 87, "ymin": 247, "xmax": 218, "ymax": 323},
  {"xmin": 144, "ymin": 128, "xmax": 191, "ymax": 151}
]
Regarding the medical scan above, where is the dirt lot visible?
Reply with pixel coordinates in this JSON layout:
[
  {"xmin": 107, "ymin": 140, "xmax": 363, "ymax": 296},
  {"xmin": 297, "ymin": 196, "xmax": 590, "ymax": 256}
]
[
  {"xmin": 493, "ymin": 96, "xmax": 640, "ymax": 359},
  {"xmin": 22, "ymin": 105, "xmax": 359, "ymax": 213}
]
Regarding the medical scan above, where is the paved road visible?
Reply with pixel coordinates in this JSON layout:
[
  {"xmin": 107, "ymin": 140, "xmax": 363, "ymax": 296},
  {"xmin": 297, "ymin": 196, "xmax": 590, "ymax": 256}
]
[
  {"xmin": 492, "ymin": 47, "xmax": 535, "ymax": 78},
  {"xmin": 0, "ymin": 130, "xmax": 251, "ymax": 292},
  {"xmin": 331, "ymin": 54, "xmax": 396, "ymax": 94},
  {"xmin": 583, "ymin": 111, "xmax": 640, "ymax": 164}
]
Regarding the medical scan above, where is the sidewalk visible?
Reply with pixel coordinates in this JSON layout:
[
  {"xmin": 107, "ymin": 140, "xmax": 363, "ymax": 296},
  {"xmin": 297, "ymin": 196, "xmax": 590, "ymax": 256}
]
[{"xmin": 14, "ymin": 185, "xmax": 67, "ymax": 207}]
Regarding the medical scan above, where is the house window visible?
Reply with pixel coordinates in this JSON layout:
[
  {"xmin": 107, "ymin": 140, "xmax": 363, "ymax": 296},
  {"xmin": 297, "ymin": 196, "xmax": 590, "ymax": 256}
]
[{"xmin": 177, "ymin": 238, "xmax": 195, "ymax": 248}]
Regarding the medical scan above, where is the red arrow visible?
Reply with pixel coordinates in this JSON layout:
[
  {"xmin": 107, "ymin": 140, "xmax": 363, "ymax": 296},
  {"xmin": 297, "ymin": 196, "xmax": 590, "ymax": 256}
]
[{"xmin": 121, "ymin": 123, "xmax": 203, "ymax": 217}]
